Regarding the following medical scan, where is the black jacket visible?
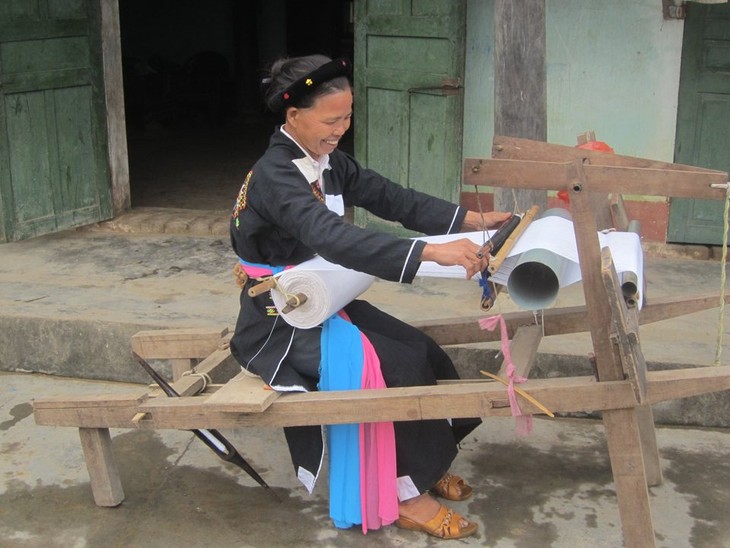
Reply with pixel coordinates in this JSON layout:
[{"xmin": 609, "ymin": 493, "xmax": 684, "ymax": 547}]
[{"xmin": 230, "ymin": 127, "xmax": 465, "ymax": 391}]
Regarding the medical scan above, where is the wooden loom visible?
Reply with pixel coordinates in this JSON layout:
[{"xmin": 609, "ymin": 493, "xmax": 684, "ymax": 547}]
[{"xmin": 33, "ymin": 137, "xmax": 730, "ymax": 547}]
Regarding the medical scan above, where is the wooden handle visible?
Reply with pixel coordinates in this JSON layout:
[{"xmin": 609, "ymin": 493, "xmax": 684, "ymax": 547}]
[
  {"xmin": 281, "ymin": 293, "xmax": 308, "ymax": 314},
  {"xmin": 487, "ymin": 205, "xmax": 540, "ymax": 274},
  {"xmin": 247, "ymin": 277, "xmax": 277, "ymax": 297},
  {"xmin": 480, "ymin": 283, "xmax": 503, "ymax": 311}
]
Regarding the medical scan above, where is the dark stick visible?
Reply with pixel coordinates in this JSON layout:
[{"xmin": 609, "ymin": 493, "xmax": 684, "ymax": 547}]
[
  {"xmin": 476, "ymin": 213, "xmax": 523, "ymax": 259},
  {"xmin": 132, "ymin": 351, "xmax": 281, "ymax": 502}
]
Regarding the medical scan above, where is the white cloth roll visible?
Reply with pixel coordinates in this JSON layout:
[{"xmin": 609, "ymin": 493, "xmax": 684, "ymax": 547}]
[
  {"xmin": 270, "ymin": 256, "xmax": 375, "ymax": 328},
  {"xmin": 488, "ymin": 216, "xmax": 645, "ymax": 308}
]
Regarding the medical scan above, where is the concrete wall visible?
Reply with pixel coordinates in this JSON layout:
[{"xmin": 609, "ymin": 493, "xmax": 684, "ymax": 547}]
[{"xmin": 464, "ymin": 0, "xmax": 684, "ymax": 162}]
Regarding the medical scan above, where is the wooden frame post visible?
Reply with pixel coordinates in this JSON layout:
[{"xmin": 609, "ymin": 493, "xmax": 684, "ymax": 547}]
[
  {"xmin": 569, "ymin": 159, "xmax": 657, "ymax": 547},
  {"xmin": 79, "ymin": 427, "xmax": 124, "ymax": 507}
]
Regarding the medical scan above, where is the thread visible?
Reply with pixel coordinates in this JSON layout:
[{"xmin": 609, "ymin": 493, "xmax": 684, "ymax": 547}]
[{"xmin": 714, "ymin": 183, "xmax": 729, "ymax": 365}]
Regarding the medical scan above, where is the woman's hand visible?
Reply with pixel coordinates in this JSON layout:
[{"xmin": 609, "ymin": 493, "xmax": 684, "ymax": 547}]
[
  {"xmin": 421, "ymin": 239, "xmax": 488, "ymax": 280},
  {"xmin": 462, "ymin": 210, "xmax": 513, "ymax": 231}
]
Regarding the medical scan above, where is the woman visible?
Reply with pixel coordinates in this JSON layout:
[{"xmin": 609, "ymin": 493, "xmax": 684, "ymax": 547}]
[{"xmin": 229, "ymin": 54, "xmax": 511, "ymax": 540}]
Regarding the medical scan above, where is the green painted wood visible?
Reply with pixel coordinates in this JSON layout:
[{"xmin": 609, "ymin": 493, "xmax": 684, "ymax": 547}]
[
  {"xmin": 0, "ymin": 0, "xmax": 111, "ymax": 242},
  {"xmin": 354, "ymin": 0, "xmax": 466, "ymax": 236},
  {"xmin": 0, "ymin": 20, "xmax": 88, "ymax": 41},
  {"xmin": 0, "ymin": 1, "xmax": 41, "ymax": 20},
  {"xmin": 669, "ymin": 2, "xmax": 730, "ymax": 245}
]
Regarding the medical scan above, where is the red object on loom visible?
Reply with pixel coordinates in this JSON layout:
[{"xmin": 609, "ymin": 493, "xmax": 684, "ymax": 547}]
[{"xmin": 559, "ymin": 140, "xmax": 616, "ymax": 206}]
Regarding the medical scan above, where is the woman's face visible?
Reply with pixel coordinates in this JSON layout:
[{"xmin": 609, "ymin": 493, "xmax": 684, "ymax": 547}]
[{"xmin": 285, "ymin": 88, "xmax": 353, "ymax": 159}]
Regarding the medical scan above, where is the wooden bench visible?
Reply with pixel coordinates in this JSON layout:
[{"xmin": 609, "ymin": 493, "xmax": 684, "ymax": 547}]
[{"xmin": 33, "ymin": 137, "xmax": 730, "ymax": 547}]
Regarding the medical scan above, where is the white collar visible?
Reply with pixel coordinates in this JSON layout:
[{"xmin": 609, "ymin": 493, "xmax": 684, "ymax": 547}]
[{"xmin": 280, "ymin": 125, "xmax": 331, "ymax": 185}]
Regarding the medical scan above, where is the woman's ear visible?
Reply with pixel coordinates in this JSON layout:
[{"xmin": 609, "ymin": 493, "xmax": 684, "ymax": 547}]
[{"xmin": 285, "ymin": 107, "xmax": 299, "ymax": 128}]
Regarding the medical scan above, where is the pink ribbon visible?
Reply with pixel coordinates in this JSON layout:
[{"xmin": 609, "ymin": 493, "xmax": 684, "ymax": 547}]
[{"xmin": 478, "ymin": 315, "xmax": 534, "ymax": 435}]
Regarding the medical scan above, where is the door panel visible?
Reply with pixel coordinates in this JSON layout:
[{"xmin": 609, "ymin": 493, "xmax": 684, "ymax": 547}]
[
  {"xmin": 0, "ymin": 0, "xmax": 112, "ymax": 242},
  {"xmin": 354, "ymin": 0, "xmax": 466, "ymax": 236},
  {"xmin": 669, "ymin": 3, "xmax": 730, "ymax": 245}
]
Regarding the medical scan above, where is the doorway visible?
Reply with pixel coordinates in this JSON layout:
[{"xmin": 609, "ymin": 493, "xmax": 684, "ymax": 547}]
[{"xmin": 119, "ymin": 0, "xmax": 354, "ymax": 211}]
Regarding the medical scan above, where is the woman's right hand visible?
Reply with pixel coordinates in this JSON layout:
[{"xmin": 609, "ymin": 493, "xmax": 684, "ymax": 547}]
[{"xmin": 421, "ymin": 239, "xmax": 487, "ymax": 280}]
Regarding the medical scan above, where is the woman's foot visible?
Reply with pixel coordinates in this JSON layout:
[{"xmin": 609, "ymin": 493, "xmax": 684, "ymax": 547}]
[
  {"xmin": 396, "ymin": 493, "xmax": 478, "ymax": 539},
  {"xmin": 431, "ymin": 472, "xmax": 473, "ymax": 501},
  {"xmin": 398, "ymin": 493, "xmax": 442, "ymax": 524}
]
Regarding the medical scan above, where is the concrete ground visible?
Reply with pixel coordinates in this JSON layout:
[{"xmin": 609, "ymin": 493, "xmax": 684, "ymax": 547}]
[{"xmin": 0, "ymin": 207, "xmax": 729, "ymax": 546}]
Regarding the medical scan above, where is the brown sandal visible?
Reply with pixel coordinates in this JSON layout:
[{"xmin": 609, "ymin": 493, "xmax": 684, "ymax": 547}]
[
  {"xmin": 431, "ymin": 472, "xmax": 473, "ymax": 501},
  {"xmin": 396, "ymin": 504, "xmax": 478, "ymax": 539}
]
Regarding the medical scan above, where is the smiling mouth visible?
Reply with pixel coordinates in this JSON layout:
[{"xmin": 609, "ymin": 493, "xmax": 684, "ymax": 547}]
[{"xmin": 324, "ymin": 139, "xmax": 339, "ymax": 146}]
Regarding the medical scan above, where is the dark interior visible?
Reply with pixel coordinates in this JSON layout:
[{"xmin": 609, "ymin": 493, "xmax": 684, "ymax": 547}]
[{"xmin": 120, "ymin": 0, "xmax": 354, "ymax": 210}]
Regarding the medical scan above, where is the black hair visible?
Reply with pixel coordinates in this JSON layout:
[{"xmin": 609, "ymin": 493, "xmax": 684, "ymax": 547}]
[{"xmin": 264, "ymin": 55, "xmax": 351, "ymax": 112}]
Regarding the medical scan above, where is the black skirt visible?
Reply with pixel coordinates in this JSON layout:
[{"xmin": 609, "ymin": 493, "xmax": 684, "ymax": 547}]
[{"xmin": 284, "ymin": 299, "xmax": 482, "ymax": 495}]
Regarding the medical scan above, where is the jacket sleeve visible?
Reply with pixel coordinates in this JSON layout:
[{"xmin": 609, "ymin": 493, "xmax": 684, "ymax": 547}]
[
  {"xmin": 252, "ymin": 161, "xmax": 427, "ymax": 283},
  {"xmin": 333, "ymin": 152, "xmax": 466, "ymax": 236}
]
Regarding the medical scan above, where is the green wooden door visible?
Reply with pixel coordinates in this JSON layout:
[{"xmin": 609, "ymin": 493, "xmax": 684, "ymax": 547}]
[
  {"xmin": 353, "ymin": 0, "xmax": 466, "ymax": 235},
  {"xmin": 669, "ymin": 2, "xmax": 730, "ymax": 245},
  {"xmin": 0, "ymin": 0, "xmax": 112, "ymax": 242}
]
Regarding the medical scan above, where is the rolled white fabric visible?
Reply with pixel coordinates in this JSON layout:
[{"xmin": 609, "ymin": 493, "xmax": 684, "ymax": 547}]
[
  {"xmin": 270, "ymin": 256, "xmax": 375, "ymax": 328},
  {"xmin": 269, "ymin": 224, "xmax": 644, "ymax": 326}
]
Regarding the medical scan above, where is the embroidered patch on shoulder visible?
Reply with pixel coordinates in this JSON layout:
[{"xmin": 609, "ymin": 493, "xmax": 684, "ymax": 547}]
[{"xmin": 232, "ymin": 170, "xmax": 253, "ymax": 224}]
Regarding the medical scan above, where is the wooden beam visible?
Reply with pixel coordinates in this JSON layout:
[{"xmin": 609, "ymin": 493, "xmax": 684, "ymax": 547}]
[
  {"xmin": 134, "ymin": 366, "xmax": 730, "ymax": 429},
  {"xmin": 136, "ymin": 376, "xmax": 633, "ymax": 428},
  {"xmin": 131, "ymin": 327, "xmax": 229, "ymax": 360},
  {"xmin": 611, "ymin": 195, "xmax": 630, "ymax": 232},
  {"xmin": 33, "ymin": 393, "xmax": 146, "ymax": 428},
  {"xmin": 636, "ymin": 404, "xmax": 663, "ymax": 487},
  {"xmin": 492, "ymin": 135, "xmax": 723, "ymax": 174},
  {"xmin": 584, "ymin": 164, "xmax": 728, "ymax": 200},
  {"xmin": 202, "ymin": 370, "xmax": 280, "ymax": 412},
  {"xmin": 412, "ymin": 292, "xmax": 729, "ymax": 346},
  {"xmin": 497, "ymin": 324, "xmax": 543, "ymax": 378},
  {"xmin": 634, "ymin": 292, "xmax": 729, "ymax": 325},
  {"xmin": 569, "ymin": 161, "xmax": 624, "ymax": 381},
  {"xmin": 464, "ymin": 158, "xmax": 728, "ymax": 200},
  {"xmin": 169, "ymin": 347, "xmax": 240, "ymax": 397},
  {"xmin": 602, "ymin": 409, "xmax": 656, "ymax": 547},
  {"xmin": 493, "ymin": 0, "xmax": 548, "ymax": 214},
  {"xmin": 33, "ymin": 392, "xmax": 147, "ymax": 412},
  {"xmin": 32, "ymin": 365, "xmax": 730, "ymax": 430},
  {"xmin": 171, "ymin": 358, "xmax": 193, "ymax": 381},
  {"xmin": 627, "ymin": 303, "xmax": 663, "ymax": 488},
  {"xmin": 100, "ymin": 0, "xmax": 131, "ymax": 214},
  {"xmin": 602, "ymin": 247, "xmax": 648, "ymax": 401}
]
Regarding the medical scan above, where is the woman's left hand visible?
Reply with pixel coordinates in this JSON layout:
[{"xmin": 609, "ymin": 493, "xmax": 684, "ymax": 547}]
[{"xmin": 462, "ymin": 210, "xmax": 513, "ymax": 231}]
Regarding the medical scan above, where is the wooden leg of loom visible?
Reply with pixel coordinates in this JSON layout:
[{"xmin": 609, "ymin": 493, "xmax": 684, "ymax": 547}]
[
  {"xmin": 171, "ymin": 358, "xmax": 193, "ymax": 382},
  {"xmin": 636, "ymin": 404, "xmax": 663, "ymax": 487},
  {"xmin": 79, "ymin": 427, "xmax": 125, "ymax": 507},
  {"xmin": 603, "ymin": 408, "xmax": 656, "ymax": 548}
]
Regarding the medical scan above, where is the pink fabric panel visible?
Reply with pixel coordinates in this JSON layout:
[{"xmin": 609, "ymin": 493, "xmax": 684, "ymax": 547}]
[{"xmin": 358, "ymin": 332, "xmax": 398, "ymax": 533}]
